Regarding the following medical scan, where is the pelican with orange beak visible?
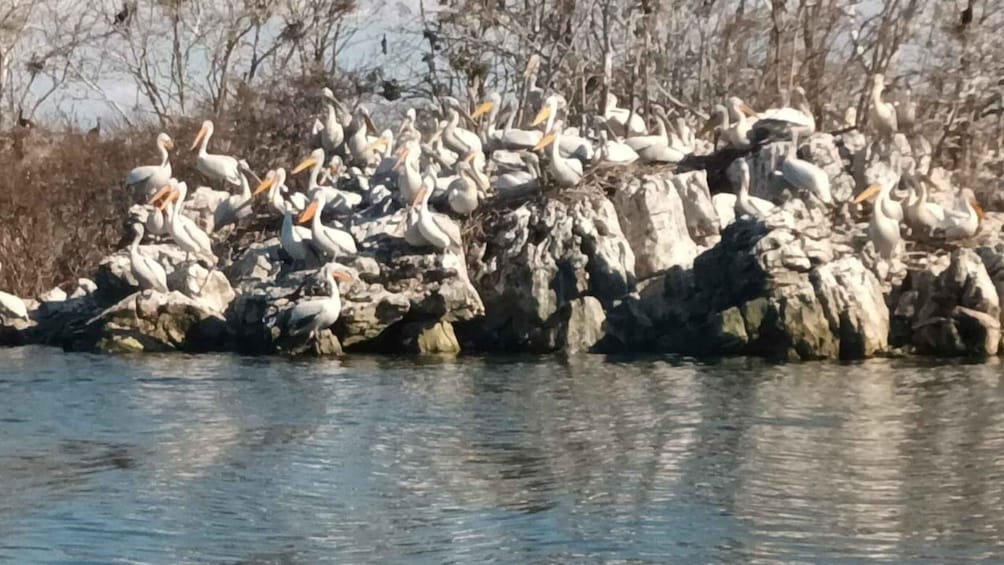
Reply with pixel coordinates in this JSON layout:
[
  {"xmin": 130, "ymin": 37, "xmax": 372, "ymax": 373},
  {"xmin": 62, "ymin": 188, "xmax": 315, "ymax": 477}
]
[
  {"xmin": 297, "ymin": 192, "xmax": 358, "ymax": 260},
  {"xmin": 125, "ymin": 132, "xmax": 174, "ymax": 199},
  {"xmin": 255, "ymin": 168, "xmax": 307, "ymax": 216},
  {"xmin": 346, "ymin": 106, "xmax": 379, "ymax": 165},
  {"xmin": 190, "ymin": 120, "xmax": 244, "ymax": 187},
  {"xmin": 150, "ymin": 180, "xmax": 217, "ymax": 265},
  {"xmin": 852, "ymin": 180, "xmax": 901, "ymax": 260},
  {"xmin": 287, "ymin": 264, "xmax": 351, "ymax": 339},
  {"xmin": 722, "ymin": 97, "xmax": 758, "ymax": 149},
  {"xmin": 532, "ymin": 120, "xmax": 583, "ymax": 187},
  {"xmin": 411, "ymin": 182, "xmax": 463, "ymax": 252},
  {"xmin": 530, "ymin": 95, "xmax": 593, "ymax": 161},
  {"xmin": 291, "ymin": 148, "xmax": 362, "ymax": 214}
]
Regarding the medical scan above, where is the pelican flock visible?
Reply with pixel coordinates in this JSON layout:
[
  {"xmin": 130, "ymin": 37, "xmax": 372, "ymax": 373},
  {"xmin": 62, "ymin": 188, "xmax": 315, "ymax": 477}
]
[{"xmin": 0, "ymin": 66, "xmax": 976, "ymax": 348}]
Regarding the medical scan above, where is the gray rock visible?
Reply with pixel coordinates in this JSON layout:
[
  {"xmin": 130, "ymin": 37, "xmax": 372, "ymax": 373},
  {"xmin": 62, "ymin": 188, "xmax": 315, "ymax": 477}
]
[
  {"xmin": 610, "ymin": 173, "xmax": 694, "ymax": 277},
  {"xmin": 559, "ymin": 296, "xmax": 606, "ymax": 353}
]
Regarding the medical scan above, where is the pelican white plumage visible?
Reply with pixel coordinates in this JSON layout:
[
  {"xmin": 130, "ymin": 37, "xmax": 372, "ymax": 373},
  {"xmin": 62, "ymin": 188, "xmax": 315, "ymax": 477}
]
[
  {"xmin": 320, "ymin": 87, "xmax": 346, "ymax": 155},
  {"xmin": 297, "ymin": 192, "xmax": 358, "ymax": 260},
  {"xmin": 413, "ymin": 183, "xmax": 463, "ymax": 252},
  {"xmin": 153, "ymin": 180, "xmax": 217, "ymax": 265},
  {"xmin": 474, "ymin": 92, "xmax": 543, "ymax": 151},
  {"xmin": 280, "ymin": 207, "xmax": 316, "ymax": 264},
  {"xmin": 190, "ymin": 120, "xmax": 242, "ymax": 187},
  {"xmin": 853, "ymin": 180, "xmax": 901, "ymax": 259},
  {"xmin": 441, "ymin": 101, "xmax": 485, "ymax": 168},
  {"xmin": 597, "ymin": 130, "xmax": 639, "ymax": 165},
  {"xmin": 723, "ymin": 97, "xmax": 757, "ymax": 149},
  {"xmin": 394, "ymin": 141, "xmax": 423, "ymax": 204},
  {"xmin": 939, "ymin": 188, "xmax": 983, "ymax": 240},
  {"xmin": 492, "ymin": 152, "xmax": 541, "ymax": 196},
  {"xmin": 0, "ymin": 262, "xmax": 28, "ymax": 320},
  {"xmin": 733, "ymin": 160, "xmax": 776, "ymax": 220},
  {"xmin": 750, "ymin": 86, "xmax": 816, "ymax": 142},
  {"xmin": 531, "ymin": 95, "xmax": 593, "ymax": 161},
  {"xmin": 128, "ymin": 223, "xmax": 168, "ymax": 293},
  {"xmin": 291, "ymin": 148, "xmax": 363, "ymax": 214},
  {"xmin": 776, "ymin": 138, "xmax": 832, "ymax": 205},
  {"xmin": 213, "ymin": 170, "xmax": 254, "ymax": 230},
  {"xmin": 447, "ymin": 157, "xmax": 487, "ymax": 215},
  {"xmin": 255, "ymin": 168, "xmax": 307, "ymax": 216},
  {"xmin": 124, "ymin": 133, "xmax": 174, "ymax": 199},
  {"xmin": 347, "ymin": 106, "xmax": 378, "ymax": 165},
  {"xmin": 287, "ymin": 265, "xmax": 350, "ymax": 338},
  {"xmin": 532, "ymin": 120, "xmax": 583, "ymax": 187},
  {"xmin": 903, "ymin": 176, "xmax": 946, "ymax": 238},
  {"xmin": 868, "ymin": 74, "xmax": 898, "ymax": 138},
  {"xmin": 625, "ymin": 112, "xmax": 685, "ymax": 164},
  {"xmin": 603, "ymin": 93, "xmax": 647, "ymax": 137}
]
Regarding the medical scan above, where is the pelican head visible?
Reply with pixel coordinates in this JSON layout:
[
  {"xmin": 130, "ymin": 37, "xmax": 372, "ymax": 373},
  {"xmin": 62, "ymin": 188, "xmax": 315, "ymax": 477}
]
[
  {"xmin": 157, "ymin": 132, "xmax": 174, "ymax": 151},
  {"xmin": 852, "ymin": 184, "xmax": 883, "ymax": 204},
  {"xmin": 292, "ymin": 148, "xmax": 325, "ymax": 175},
  {"xmin": 727, "ymin": 97, "xmax": 757, "ymax": 119},
  {"xmin": 254, "ymin": 169, "xmax": 278, "ymax": 196},
  {"xmin": 190, "ymin": 120, "xmax": 213, "ymax": 151},
  {"xmin": 472, "ymin": 92, "xmax": 501, "ymax": 120},
  {"xmin": 531, "ymin": 96, "xmax": 559, "ymax": 127}
]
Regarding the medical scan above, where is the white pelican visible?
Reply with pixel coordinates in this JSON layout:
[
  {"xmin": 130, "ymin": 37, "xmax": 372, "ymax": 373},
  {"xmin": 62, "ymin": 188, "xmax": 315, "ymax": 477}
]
[
  {"xmin": 144, "ymin": 191, "xmax": 172, "ymax": 237},
  {"xmin": 413, "ymin": 183, "xmax": 463, "ymax": 252},
  {"xmin": 124, "ymin": 132, "xmax": 173, "ymax": 199},
  {"xmin": 190, "ymin": 120, "xmax": 242, "ymax": 187},
  {"xmin": 310, "ymin": 118, "xmax": 324, "ymax": 150},
  {"xmin": 153, "ymin": 180, "xmax": 217, "ymax": 265},
  {"xmin": 447, "ymin": 157, "xmax": 487, "ymax": 215},
  {"xmin": 868, "ymin": 73, "xmax": 897, "ymax": 138},
  {"xmin": 533, "ymin": 120, "xmax": 584, "ymax": 187},
  {"xmin": 287, "ymin": 265, "xmax": 351, "ymax": 338},
  {"xmin": 280, "ymin": 207, "xmax": 315, "ymax": 264},
  {"xmin": 597, "ymin": 130, "xmax": 639, "ymax": 165},
  {"xmin": 346, "ymin": 106, "xmax": 378, "ymax": 165},
  {"xmin": 397, "ymin": 108, "xmax": 420, "ymax": 146},
  {"xmin": 531, "ymin": 95, "xmax": 593, "ymax": 161},
  {"xmin": 750, "ymin": 86, "xmax": 816, "ymax": 142},
  {"xmin": 473, "ymin": 92, "xmax": 542, "ymax": 151},
  {"xmin": 0, "ymin": 263, "xmax": 28, "ymax": 319},
  {"xmin": 776, "ymin": 138, "xmax": 832, "ymax": 205},
  {"xmin": 625, "ymin": 113, "xmax": 685, "ymax": 164},
  {"xmin": 723, "ymin": 97, "xmax": 757, "ymax": 149},
  {"xmin": 213, "ymin": 170, "xmax": 253, "ymax": 230},
  {"xmin": 896, "ymin": 87, "xmax": 916, "ymax": 133},
  {"xmin": 493, "ymin": 152, "xmax": 541, "ymax": 195},
  {"xmin": 297, "ymin": 192, "xmax": 358, "ymax": 260},
  {"xmin": 442, "ymin": 103, "xmax": 484, "ymax": 167},
  {"xmin": 604, "ymin": 93, "xmax": 647, "ymax": 137},
  {"xmin": 903, "ymin": 176, "xmax": 945, "ymax": 238},
  {"xmin": 128, "ymin": 223, "xmax": 168, "ymax": 293},
  {"xmin": 255, "ymin": 168, "xmax": 307, "ymax": 216},
  {"xmin": 733, "ymin": 160, "xmax": 776, "ymax": 220},
  {"xmin": 853, "ymin": 181, "xmax": 901, "ymax": 259},
  {"xmin": 292, "ymin": 148, "xmax": 363, "ymax": 214},
  {"xmin": 394, "ymin": 141, "xmax": 423, "ymax": 204},
  {"xmin": 939, "ymin": 188, "xmax": 983, "ymax": 240},
  {"xmin": 320, "ymin": 87, "xmax": 346, "ymax": 155}
]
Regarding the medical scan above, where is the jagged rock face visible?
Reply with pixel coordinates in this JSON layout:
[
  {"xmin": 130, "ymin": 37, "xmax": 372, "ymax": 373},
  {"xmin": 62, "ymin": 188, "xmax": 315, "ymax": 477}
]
[
  {"xmin": 559, "ymin": 296, "xmax": 606, "ymax": 353},
  {"xmin": 227, "ymin": 239, "xmax": 484, "ymax": 354},
  {"xmin": 623, "ymin": 199, "xmax": 888, "ymax": 360},
  {"xmin": 467, "ymin": 195, "xmax": 634, "ymax": 351},
  {"xmin": 610, "ymin": 173, "xmax": 697, "ymax": 277},
  {"xmin": 896, "ymin": 249, "xmax": 1001, "ymax": 356},
  {"xmin": 69, "ymin": 291, "xmax": 228, "ymax": 353}
]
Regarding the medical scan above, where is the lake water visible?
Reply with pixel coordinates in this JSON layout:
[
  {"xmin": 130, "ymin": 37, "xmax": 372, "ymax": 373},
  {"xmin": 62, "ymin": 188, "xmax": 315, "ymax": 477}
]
[{"xmin": 0, "ymin": 348, "xmax": 1002, "ymax": 563}]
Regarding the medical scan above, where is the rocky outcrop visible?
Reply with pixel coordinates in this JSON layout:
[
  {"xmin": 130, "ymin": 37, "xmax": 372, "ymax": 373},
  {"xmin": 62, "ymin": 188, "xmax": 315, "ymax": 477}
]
[
  {"xmin": 609, "ymin": 172, "xmax": 698, "ymax": 276},
  {"xmin": 466, "ymin": 194, "xmax": 633, "ymax": 351},
  {"xmin": 894, "ymin": 249, "xmax": 1001, "ymax": 356}
]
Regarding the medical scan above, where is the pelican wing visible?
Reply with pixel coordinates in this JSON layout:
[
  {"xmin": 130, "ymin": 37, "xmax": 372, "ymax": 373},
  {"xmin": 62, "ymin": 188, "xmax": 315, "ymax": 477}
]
[{"xmin": 431, "ymin": 213, "xmax": 463, "ymax": 250}]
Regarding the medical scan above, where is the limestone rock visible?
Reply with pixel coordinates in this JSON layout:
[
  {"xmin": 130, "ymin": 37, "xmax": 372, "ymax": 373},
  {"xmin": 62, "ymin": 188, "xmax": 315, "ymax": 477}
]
[
  {"xmin": 611, "ymin": 173, "xmax": 696, "ymax": 276},
  {"xmin": 559, "ymin": 296, "xmax": 606, "ymax": 353},
  {"xmin": 397, "ymin": 321, "xmax": 461, "ymax": 354}
]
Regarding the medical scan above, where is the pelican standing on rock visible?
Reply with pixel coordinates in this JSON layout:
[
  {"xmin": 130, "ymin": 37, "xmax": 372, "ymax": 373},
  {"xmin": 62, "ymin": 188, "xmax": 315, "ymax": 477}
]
[
  {"xmin": 447, "ymin": 157, "xmax": 487, "ymax": 215},
  {"xmin": 750, "ymin": 86, "xmax": 816, "ymax": 142},
  {"xmin": 531, "ymin": 95, "xmax": 593, "ymax": 161},
  {"xmin": 723, "ymin": 97, "xmax": 757, "ymax": 149},
  {"xmin": 191, "ymin": 120, "xmax": 242, "ymax": 187},
  {"xmin": 128, "ymin": 223, "xmax": 168, "ymax": 293},
  {"xmin": 868, "ymin": 74, "xmax": 898, "ymax": 139},
  {"xmin": 853, "ymin": 180, "xmax": 901, "ymax": 259},
  {"xmin": 626, "ymin": 111, "xmax": 685, "ymax": 164},
  {"xmin": 734, "ymin": 160, "xmax": 776, "ymax": 219},
  {"xmin": 297, "ymin": 192, "xmax": 358, "ymax": 260},
  {"xmin": 603, "ymin": 93, "xmax": 647, "ymax": 137},
  {"xmin": 412, "ymin": 184, "xmax": 463, "ymax": 252},
  {"xmin": 213, "ymin": 169, "xmax": 254, "ymax": 230},
  {"xmin": 532, "ymin": 120, "xmax": 583, "ymax": 188},
  {"xmin": 292, "ymin": 148, "xmax": 363, "ymax": 214},
  {"xmin": 776, "ymin": 137, "xmax": 832, "ymax": 205},
  {"xmin": 255, "ymin": 168, "xmax": 307, "ymax": 216},
  {"xmin": 287, "ymin": 265, "xmax": 351, "ymax": 338},
  {"xmin": 320, "ymin": 87, "xmax": 346, "ymax": 155},
  {"xmin": 473, "ymin": 92, "xmax": 542, "ymax": 151},
  {"xmin": 125, "ymin": 133, "xmax": 174, "ymax": 199},
  {"xmin": 153, "ymin": 180, "xmax": 217, "ymax": 265}
]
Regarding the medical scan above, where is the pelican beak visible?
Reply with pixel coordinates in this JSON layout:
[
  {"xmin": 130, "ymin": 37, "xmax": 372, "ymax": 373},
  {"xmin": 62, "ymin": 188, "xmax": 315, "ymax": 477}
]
[
  {"xmin": 531, "ymin": 106, "xmax": 551, "ymax": 127},
  {"xmin": 739, "ymin": 102, "xmax": 758, "ymax": 117},
  {"xmin": 972, "ymin": 199, "xmax": 985, "ymax": 221},
  {"xmin": 531, "ymin": 132, "xmax": 556, "ymax": 152},
  {"xmin": 163, "ymin": 138, "xmax": 175, "ymax": 150},
  {"xmin": 297, "ymin": 200, "xmax": 318, "ymax": 224},
  {"xmin": 466, "ymin": 168, "xmax": 488, "ymax": 191},
  {"xmin": 253, "ymin": 175, "xmax": 275, "ymax": 196},
  {"xmin": 331, "ymin": 271, "xmax": 352, "ymax": 283},
  {"xmin": 149, "ymin": 185, "xmax": 173, "ymax": 205},
  {"xmin": 363, "ymin": 113, "xmax": 378, "ymax": 137},
  {"xmin": 190, "ymin": 124, "xmax": 207, "ymax": 150},
  {"xmin": 291, "ymin": 156, "xmax": 317, "ymax": 175},
  {"xmin": 463, "ymin": 152, "xmax": 476, "ymax": 163},
  {"xmin": 412, "ymin": 185, "xmax": 428, "ymax": 207},
  {"xmin": 852, "ymin": 184, "xmax": 882, "ymax": 204},
  {"xmin": 471, "ymin": 101, "xmax": 494, "ymax": 120},
  {"xmin": 366, "ymin": 138, "xmax": 388, "ymax": 152},
  {"xmin": 158, "ymin": 189, "xmax": 178, "ymax": 211},
  {"xmin": 393, "ymin": 147, "xmax": 410, "ymax": 170}
]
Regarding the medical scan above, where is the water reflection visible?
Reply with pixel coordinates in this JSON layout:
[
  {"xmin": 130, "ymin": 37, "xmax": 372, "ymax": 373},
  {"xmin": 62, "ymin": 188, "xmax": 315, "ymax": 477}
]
[{"xmin": 0, "ymin": 348, "xmax": 1001, "ymax": 563}]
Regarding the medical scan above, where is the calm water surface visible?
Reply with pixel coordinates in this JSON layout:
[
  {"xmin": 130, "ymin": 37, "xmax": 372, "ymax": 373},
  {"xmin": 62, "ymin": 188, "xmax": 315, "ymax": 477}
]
[{"xmin": 0, "ymin": 347, "xmax": 1002, "ymax": 563}]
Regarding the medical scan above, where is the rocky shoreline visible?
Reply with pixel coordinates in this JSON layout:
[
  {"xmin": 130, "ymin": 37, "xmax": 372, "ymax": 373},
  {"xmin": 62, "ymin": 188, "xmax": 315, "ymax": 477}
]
[{"xmin": 3, "ymin": 131, "xmax": 1002, "ymax": 361}]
